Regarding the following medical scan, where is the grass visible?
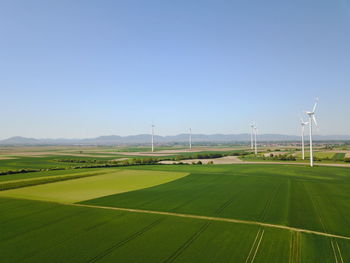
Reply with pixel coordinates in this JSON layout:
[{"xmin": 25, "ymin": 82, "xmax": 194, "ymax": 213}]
[
  {"xmin": 333, "ymin": 153, "xmax": 346, "ymax": 161},
  {"xmin": 0, "ymin": 155, "xmax": 130, "ymax": 171},
  {"xmin": 0, "ymin": 169, "xmax": 188, "ymax": 203},
  {"xmin": 293, "ymin": 151, "xmax": 346, "ymax": 160},
  {"xmin": 0, "ymin": 168, "xmax": 103, "ymax": 182},
  {"xmin": 84, "ymin": 165, "xmax": 350, "ymax": 237},
  {"xmin": 0, "ymin": 170, "xmax": 107, "ymax": 191},
  {"xmin": 1, "ymin": 196, "xmax": 350, "ymax": 262},
  {"xmin": 1, "ymin": 161, "xmax": 350, "ymax": 262}
]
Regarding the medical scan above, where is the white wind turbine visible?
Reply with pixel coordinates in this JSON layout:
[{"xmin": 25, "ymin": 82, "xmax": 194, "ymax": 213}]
[
  {"xmin": 300, "ymin": 118, "xmax": 309, "ymax": 160},
  {"xmin": 305, "ymin": 98, "xmax": 319, "ymax": 167},
  {"xmin": 189, "ymin": 128, "xmax": 192, "ymax": 150},
  {"xmin": 254, "ymin": 125, "xmax": 258, "ymax": 155},
  {"xmin": 250, "ymin": 123, "xmax": 255, "ymax": 150},
  {"xmin": 151, "ymin": 123, "xmax": 155, "ymax": 152}
]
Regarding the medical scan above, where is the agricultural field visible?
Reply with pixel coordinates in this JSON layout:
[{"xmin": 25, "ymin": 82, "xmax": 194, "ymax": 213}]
[
  {"xmin": 0, "ymin": 145, "xmax": 248, "ymax": 172},
  {"xmin": 1, "ymin": 161, "xmax": 350, "ymax": 262},
  {"xmin": 293, "ymin": 151, "xmax": 342, "ymax": 160},
  {"xmin": 0, "ymin": 169, "xmax": 187, "ymax": 203},
  {"xmin": 243, "ymin": 148, "xmax": 350, "ymax": 165}
]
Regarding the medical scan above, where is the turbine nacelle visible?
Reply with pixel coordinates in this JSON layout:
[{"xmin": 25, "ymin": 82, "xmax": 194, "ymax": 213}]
[
  {"xmin": 305, "ymin": 98, "xmax": 319, "ymax": 127},
  {"xmin": 300, "ymin": 118, "xmax": 309, "ymax": 126}
]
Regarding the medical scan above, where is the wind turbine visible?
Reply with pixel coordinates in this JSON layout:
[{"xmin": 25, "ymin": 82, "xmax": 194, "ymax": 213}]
[
  {"xmin": 250, "ymin": 123, "xmax": 255, "ymax": 150},
  {"xmin": 189, "ymin": 128, "xmax": 192, "ymax": 150},
  {"xmin": 254, "ymin": 125, "xmax": 258, "ymax": 155},
  {"xmin": 305, "ymin": 98, "xmax": 319, "ymax": 167},
  {"xmin": 300, "ymin": 118, "xmax": 309, "ymax": 160},
  {"xmin": 151, "ymin": 123, "xmax": 155, "ymax": 152}
]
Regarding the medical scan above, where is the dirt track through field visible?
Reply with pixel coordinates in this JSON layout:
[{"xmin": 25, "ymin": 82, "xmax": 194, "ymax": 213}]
[
  {"xmin": 0, "ymin": 156, "xmax": 18, "ymax": 160},
  {"xmin": 73, "ymin": 203, "xmax": 350, "ymax": 241}
]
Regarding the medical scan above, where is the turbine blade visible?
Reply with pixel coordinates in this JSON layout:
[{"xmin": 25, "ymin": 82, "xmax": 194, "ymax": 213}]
[
  {"xmin": 312, "ymin": 115, "xmax": 318, "ymax": 126},
  {"xmin": 312, "ymin": 98, "xmax": 319, "ymax": 112}
]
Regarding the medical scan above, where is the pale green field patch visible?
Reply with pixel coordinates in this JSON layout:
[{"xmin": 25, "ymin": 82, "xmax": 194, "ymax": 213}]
[
  {"xmin": 294, "ymin": 151, "xmax": 335, "ymax": 159},
  {"xmin": 0, "ymin": 169, "xmax": 188, "ymax": 203}
]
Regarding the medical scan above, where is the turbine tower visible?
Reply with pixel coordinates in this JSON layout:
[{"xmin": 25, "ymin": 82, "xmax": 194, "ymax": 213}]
[
  {"xmin": 250, "ymin": 123, "xmax": 255, "ymax": 150},
  {"xmin": 300, "ymin": 118, "xmax": 309, "ymax": 160},
  {"xmin": 305, "ymin": 98, "xmax": 319, "ymax": 167},
  {"xmin": 151, "ymin": 123, "xmax": 155, "ymax": 152},
  {"xmin": 189, "ymin": 128, "xmax": 192, "ymax": 150},
  {"xmin": 254, "ymin": 125, "xmax": 258, "ymax": 155}
]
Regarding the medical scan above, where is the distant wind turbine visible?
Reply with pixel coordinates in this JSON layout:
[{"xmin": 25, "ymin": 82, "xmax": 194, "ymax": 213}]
[
  {"xmin": 300, "ymin": 118, "xmax": 309, "ymax": 160},
  {"xmin": 250, "ymin": 123, "xmax": 255, "ymax": 150},
  {"xmin": 151, "ymin": 123, "xmax": 155, "ymax": 152},
  {"xmin": 254, "ymin": 125, "xmax": 258, "ymax": 155},
  {"xmin": 189, "ymin": 128, "xmax": 192, "ymax": 150},
  {"xmin": 305, "ymin": 98, "xmax": 319, "ymax": 167}
]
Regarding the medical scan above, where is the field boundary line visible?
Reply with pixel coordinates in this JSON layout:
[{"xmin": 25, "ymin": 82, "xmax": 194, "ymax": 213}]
[
  {"xmin": 336, "ymin": 241, "xmax": 344, "ymax": 263},
  {"xmin": 331, "ymin": 240, "xmax": 339, "ymax": 263},
  {"xmin": 250, "ymin": 229, "xmax": 264, "ymax": 263},
  {"xmin": 244, "ymin": 229, "xmax": 261, "ymax": 263},
  {"xmin": 331, "ymin": 240, "xmax": 344, "ymax": 263},
  {"xmin": 72, "ymin": 203, "xmax": 350, "ymax": 241}
]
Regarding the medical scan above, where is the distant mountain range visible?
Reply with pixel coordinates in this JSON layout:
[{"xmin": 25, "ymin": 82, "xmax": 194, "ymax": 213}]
[{"xmin": 0, "ymin": 134, "xmax": 350, "ymax": 146}]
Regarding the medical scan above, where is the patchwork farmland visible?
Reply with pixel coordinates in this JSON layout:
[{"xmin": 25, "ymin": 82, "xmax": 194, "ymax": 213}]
[
  {"xmin": 1, "ymin": 161, "xmax": 350, "ymax": 262},
  {"xmin": 2, "ymin": 0, "xmax": 350, "ymax": 261}
]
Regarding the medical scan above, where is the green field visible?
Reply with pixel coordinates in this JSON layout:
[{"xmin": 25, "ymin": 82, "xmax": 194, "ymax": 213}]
[
  {"xmin": 0, "ymin": 155, "xmax": 130, "ymax": 171},
  {"xmin": 333, "ymin": 153, "xmax": 346, "ymax": 161},
  {"xmin": 0, "ymin": 169, "xmax": 187, "ymax": 203},
  {"xmin": 0, "ymin": 168, "xmax": 104, "ymax": 182},
  {"xmin": 1, "ymin": 163, "xmax": 350, "ymax": 262},
  {"xmin": 294, "ymin": 151, "xmax": 344, "ymax": 160},
  {"xmin": 84, "ymin": 165, "xmax": 350, "ymax": 237}
]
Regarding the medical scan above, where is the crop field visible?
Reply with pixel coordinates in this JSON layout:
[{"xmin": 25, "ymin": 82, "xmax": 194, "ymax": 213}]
[
  {"xmin": 1, "ymin": 162, "xmax": 350, "ymax": 262},
  {"xmin": 0, "ymin": 168, "xmax": 104, "ymax": 182},
  {"xmin": 332, "ymin": 153, "xmax": 346, "ymax": 161},
  {"xmin": 0, "ymin": 146, "xmax": 249, "ymax": 172},
  {"xmin": 0, "ymin": 155, "xmax": 130, "ymax": 171},
  {"xmin": 0, "ymin": 169, "xmax": 187, "ymax": 203},
  {"xmin": 292, "ymin": 151, "xmax": 347, "ymax": 161},
  {"xmin": 281, "ymin": 151, "xmax": 334, "ymax": 159}
]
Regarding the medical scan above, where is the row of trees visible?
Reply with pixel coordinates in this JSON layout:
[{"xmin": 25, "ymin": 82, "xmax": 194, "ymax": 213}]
[
  {"xmin": 0, "ymin": 167, "xmax": 65, "ymax": 176},
  {"xmin": 56, "ymin": 159, "xmax": 106, "ymax": 163},
  {"xmin": 0, "ymin": 157, "xmax": 165, "ymax": 177},
  {"xmin": 260, "ymin": 154, "xmax": 297, "ymax": 161},
  {"xmin": 170, "ymin": 151, "xmax": 247, "ymax": 161}
]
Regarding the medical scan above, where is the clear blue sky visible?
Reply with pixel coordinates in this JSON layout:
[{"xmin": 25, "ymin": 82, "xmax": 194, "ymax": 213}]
[{"xmin": 1, "ymin": 0, "xmax": 349, "ymax": 139}]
